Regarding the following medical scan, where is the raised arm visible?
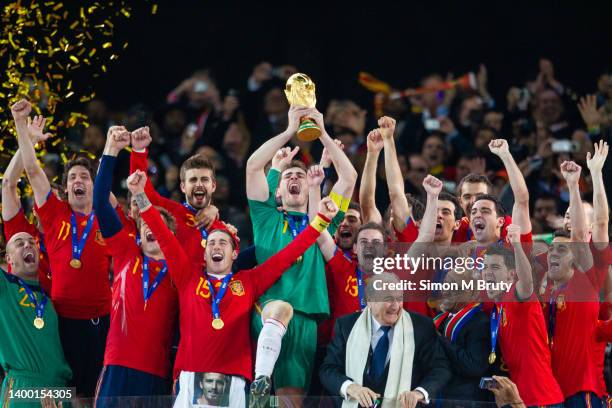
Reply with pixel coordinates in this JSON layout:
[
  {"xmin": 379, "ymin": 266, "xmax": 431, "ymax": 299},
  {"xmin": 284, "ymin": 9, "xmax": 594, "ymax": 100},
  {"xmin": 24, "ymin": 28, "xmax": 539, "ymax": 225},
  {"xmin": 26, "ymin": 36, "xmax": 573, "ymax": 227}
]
[
  {"xmin": 10, "ymin": 100, "xmax": 50, "ymax": 207},
  {"xmin": 489, "ymin": 139, "xmax": 531, "ymax": 234},
  {"xmin": 246, "ymin": 106, "xmax": 314, "ymax": 201},
  {"xmin": 560, "ymin": 161, "xmax": 594, "ymax": 272},
  {"xmin": 310, "ymin": 110, "xmax": 358, "ymax": 199},
  {"xmin": 94, "ymin": 127, "xmax": 131, "ymax": 238},
  {"xmin": 380, "ymin": 116, "xmax": 412, "ymax": 232},
  {"xmin": 2, "ymin": 116, "xmax": 51, "ymax": 220},
  {"xmin": 359, "ymin": 129, "xmax": 383, "ymax": 224},
  {"xmin": 128, "ymin": 170, "xmax": 191, "ymax": 288},
  {"xmin": 415, "ymin": 175, "xmax": 443, "ymax": 243},
  {"xmin": 307, "ymin": 164, "xmax": 324, "ymax": 223},
  {"xmin": 586, "ymin": 141, "xmax": 609, "ymax": 246},
  {"xmin": 507, "ymin": 224, "xmax": 534, "ymax": 299}
]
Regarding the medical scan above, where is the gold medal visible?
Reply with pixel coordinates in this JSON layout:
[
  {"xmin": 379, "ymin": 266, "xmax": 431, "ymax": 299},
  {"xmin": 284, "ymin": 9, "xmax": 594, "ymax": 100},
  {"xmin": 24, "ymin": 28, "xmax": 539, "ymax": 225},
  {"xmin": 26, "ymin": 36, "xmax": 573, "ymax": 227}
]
[
  {"xmin": 488, "ymin": 352, "xmax": 496, "ymax": 365},
  {"xmin": 201, "ymin": 239, "xmax": 207, "ymax": 249},
  {"xmin": 212, "ymin": 318, "xmax": 224, "ymax": 330},
  {"xmin": 70, "ymin": 259, "xmax": 82, "ymax": 269},
  {"xmin": 34, "ymin": 317, "xmax": 45, "ymax": 329}
]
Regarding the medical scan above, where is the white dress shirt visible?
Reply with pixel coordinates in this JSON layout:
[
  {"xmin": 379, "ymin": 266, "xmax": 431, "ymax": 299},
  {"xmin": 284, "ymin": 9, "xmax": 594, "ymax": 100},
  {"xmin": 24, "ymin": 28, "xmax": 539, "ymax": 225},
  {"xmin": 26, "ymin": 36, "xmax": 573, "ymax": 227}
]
[{"xmin": 339, "ymin": 315, "xmax": 430, "ymax": 404}]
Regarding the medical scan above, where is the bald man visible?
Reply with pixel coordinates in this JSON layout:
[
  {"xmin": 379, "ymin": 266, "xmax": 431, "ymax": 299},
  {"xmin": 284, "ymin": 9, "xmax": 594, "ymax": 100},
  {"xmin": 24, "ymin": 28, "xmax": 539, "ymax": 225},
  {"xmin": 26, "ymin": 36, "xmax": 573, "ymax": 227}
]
[{"xmin": 0, "ymin": 232, "xmax": 71, "ymax": 406}]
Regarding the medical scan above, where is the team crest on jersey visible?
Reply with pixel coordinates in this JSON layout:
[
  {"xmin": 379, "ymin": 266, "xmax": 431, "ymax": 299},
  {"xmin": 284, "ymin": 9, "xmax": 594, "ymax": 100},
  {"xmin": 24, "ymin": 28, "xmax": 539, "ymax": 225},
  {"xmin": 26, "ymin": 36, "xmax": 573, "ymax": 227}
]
[
  {"xmin": 229, "ymin": 280, "xmax": 245, "ymax": 296},
  {"xmin": 556, "ymin": 295, "xmax": 566, "ymax": 311},
  {"xmin": 95, "ymin": 230, "xmax": 106, "ymax": 246}
]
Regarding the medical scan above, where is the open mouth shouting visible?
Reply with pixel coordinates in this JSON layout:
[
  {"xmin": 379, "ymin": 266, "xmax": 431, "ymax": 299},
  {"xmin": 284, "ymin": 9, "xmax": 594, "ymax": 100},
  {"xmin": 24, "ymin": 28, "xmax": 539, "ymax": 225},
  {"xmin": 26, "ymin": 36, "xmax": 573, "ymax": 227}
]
[
  {"xmin": 192, "ymin": 189, "xmax": 208, "ymax": 205},
  {"xmin": 72, "ymin": 184, "xmax": 86, "ymax": 198},
  {"xmin": 145, "ymin": 231, "xmax": 156, "ymax": 242},
  {"xmin": 472, "ymin": 218, "xmax": 486, "ymax": 234},
  {"xmin": 210, "ymin": 252, "xmax": 224, "ymax": 263},
  {"xmin": 288, "ymin": 181, "xmax": 301, "ymax": 196},
  {"xmin": 22, "ymin": 249, "xmax": 36, "ymax": 265}
]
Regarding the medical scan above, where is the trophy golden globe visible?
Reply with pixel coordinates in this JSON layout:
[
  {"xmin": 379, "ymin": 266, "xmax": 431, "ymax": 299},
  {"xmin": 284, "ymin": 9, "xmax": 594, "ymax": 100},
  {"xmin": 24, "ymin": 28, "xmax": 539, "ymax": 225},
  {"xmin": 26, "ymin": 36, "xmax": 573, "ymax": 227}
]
[{"xmin": 284, "ymin": 73, "xmax": 321, "ymax": 141}]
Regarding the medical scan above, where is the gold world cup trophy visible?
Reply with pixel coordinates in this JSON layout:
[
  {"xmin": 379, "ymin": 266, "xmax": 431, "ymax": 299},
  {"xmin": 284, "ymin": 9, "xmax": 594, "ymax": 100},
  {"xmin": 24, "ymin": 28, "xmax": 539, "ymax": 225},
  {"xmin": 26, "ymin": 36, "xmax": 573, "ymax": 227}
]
[{"xmin": 284, "ymin": 73, "xmax": 321, "ymax": 141}]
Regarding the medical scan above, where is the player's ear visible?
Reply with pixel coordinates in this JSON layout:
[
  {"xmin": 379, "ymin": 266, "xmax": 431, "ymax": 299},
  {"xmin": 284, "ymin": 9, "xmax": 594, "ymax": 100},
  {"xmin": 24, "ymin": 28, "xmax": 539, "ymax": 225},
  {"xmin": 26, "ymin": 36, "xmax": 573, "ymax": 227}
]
[
  {"xmin": 453, "ymin": 220, "xmax": 460, "ymax": 231},
  {"xmin": 232, "ymin": 250, "xmax": 238, "ymax": 261},
  {"xmin": 497, "ymin": 216, "xmax": 505, "ymax": 228},
  {"xmin": 180, "ymin": 181, "xmax": 186, "ymax": 194}
]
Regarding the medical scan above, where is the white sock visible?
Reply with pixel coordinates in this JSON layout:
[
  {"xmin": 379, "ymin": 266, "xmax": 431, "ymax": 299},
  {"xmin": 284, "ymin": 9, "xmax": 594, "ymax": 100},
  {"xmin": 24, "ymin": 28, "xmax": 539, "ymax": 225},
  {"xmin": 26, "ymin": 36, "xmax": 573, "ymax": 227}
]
[{"xmin": 254, "ymin": 318, "xmax": 287, "ymax": 378}]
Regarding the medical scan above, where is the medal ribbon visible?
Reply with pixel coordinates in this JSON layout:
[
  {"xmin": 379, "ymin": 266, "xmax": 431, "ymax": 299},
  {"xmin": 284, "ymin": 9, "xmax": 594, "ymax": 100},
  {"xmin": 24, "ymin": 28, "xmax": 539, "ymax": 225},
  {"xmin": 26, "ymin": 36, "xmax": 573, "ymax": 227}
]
[
  {"xmin": 355, "ymin": 268, "xmax": 367, "ymax": 310},
  {"xmin": 433, "ymin": 303, "xmax": 481, "ymax": 343},
  {"xmin": 547, "ymin": 283, "xmax": 567, "ymax": 347},
  {"xmin": 4, "ymin": 272, "xmax": 48, "ymax": 321},
  {"xmin": 206, "ymin": 272, "xmax": 234, "ymax": 321},
  {"xmin": 286, "ymin": 214, "xmax": 308, "ymax": 239},
  {"xmin": 183, "ymin": 202, "xmax": 209, "ymax": 242},
  {"xmin": 490, "ymin": 304, "xmax": 503, "ymax": 358},
  {"xmin": 142, "ymin": 256, "xmax": 169, "ymax": 305},
  {"xmin": 70, "ymin": 211, "xmax": 96, "ymax": 263}
]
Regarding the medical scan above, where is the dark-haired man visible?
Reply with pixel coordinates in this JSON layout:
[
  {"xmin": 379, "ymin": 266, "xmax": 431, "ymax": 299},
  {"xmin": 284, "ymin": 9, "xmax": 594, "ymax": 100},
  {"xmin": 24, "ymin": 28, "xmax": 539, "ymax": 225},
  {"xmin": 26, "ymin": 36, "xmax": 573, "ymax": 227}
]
[
  {"xmin": 246, "ymin": 106, "xmax": 357, "ymax": 405},
  {"xmin": 130, "ymin": 126, "xmax": 226, "ymax": 267},
  {"xmin": 93, "ymin": 127, "xmax": 178, "ymax": 403},
  {"xmin": 12, "ymin": 99, "xmax": 112, "ymax": 397}
]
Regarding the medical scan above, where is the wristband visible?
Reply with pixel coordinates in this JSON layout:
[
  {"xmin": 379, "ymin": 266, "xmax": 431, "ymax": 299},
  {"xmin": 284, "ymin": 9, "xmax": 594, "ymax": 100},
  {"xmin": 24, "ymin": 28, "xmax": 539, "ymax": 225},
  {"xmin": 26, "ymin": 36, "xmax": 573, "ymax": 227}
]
[
  {"xmin": 340, "ymin": 197, "xmax": 350, "ymax": 213},
  {"xmin": 311, "ymin": 213, "xmax": 331, "ymax": 233},
  {"xmin": 329, "ymin": 191, "xmax": 343, "ymax": 208}
]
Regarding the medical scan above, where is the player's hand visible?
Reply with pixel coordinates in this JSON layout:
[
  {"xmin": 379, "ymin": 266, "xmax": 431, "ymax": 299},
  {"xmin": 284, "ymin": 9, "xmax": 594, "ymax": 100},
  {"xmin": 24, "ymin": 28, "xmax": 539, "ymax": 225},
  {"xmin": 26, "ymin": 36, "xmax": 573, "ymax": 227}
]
[
  {"xmin": 397, "ymin": 390, "xmax": 425, "ymax": 408},
  {"xmin": 346, "ymin": 384, "xmax": 380, "ymax": 408},
  {"xmin": 488, "ymin": 139, "xmax": 510, "ymax": 158},
  {"xmin": 377, "ymin": 115, "xmax": 396, "ymax": 139},
  {"xmin": 586, "ymin": 140, "xmax": 608, "ymax": 174},
  {"xmin": 505, "ymin": 223, "xmax": 521, "ymax": 245},
  {"xmin": 489, "ymin": 376, "xmax": 523, "ymax": 408},
  {"xmin": 11, "ymin": 99, "xmax": 32, "ymax": 123},
  {"xmin": 272, "ymin": 146, "xmax": 300, "ymax": 170},
  {"xmin": 287, "ymin": 105, "xmax": 315, "ymax": 134},
  {"xmin": 106, "ymin": 126, "xmax": 130, "ymax": 155},
  {"xmin": 320, "ymin": 139, "xmax": 344, "ymax": 168},
  {"xmin": 26, "ymin": 115, "xmax": 52, "ymax": 144},
  {"xmin": 195, "ymin": 205, "xmax": 219, "ymax": 230},
  {"xmin": 318, "ymin": 196, "xmax": 339, "ymax": 220},
  {"xmin": 131, "ymin": 126, "xmax": 152, "ymax": 151},
  {"xmin": 310, "ymin": 109, "xmax": 327, "ymax": 135},
  {"xmin": 366, "ymin": 129, "xmax": 384, "ymax": 153},
  {"xmin": 422, "ymin": 174, "xmax": 443, "ymax": 196},
  {"xmin": 560, "ymin": 161, "xmax": 581, "ymax": 186},
  {"xmin": 127, "ymin": 170, "xmax": 147, "ymax": 194},
  {"xmin": 307, "ymin": 164, "xmax": 325, "ymax": 187}
]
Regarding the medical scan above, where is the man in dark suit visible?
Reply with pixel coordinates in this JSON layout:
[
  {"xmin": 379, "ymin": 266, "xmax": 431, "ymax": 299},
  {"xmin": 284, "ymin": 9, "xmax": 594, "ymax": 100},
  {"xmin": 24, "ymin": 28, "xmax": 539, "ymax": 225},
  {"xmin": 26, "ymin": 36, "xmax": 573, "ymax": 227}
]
[
  {"xmin": 434, "ymin": 270, "xmax": 492, "ymax": 403},
  {"xmin": 320, "ymin": 272, "xmax": 451, "ymax": 408}
]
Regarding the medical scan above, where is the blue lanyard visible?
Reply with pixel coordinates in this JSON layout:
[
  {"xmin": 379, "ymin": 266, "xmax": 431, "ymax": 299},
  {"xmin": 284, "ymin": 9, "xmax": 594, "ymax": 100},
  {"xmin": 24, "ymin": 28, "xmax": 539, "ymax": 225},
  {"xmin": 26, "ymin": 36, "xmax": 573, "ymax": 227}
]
[
  {"xmin": 547, "ymin": 284, "xmax": 567, "ymax": 347},
  {"xmin": 4, "ymin": 272, "xmax": 48, "ymax": 321},
  {"xmin": 39, "ymin": 233, "xmax": 47, "ymax": 254},
  {"xmin": 136, "ymin": 231, "xmax": 141, "ymax": 246},
  {"xmin": 285, "ymin": 213, "xmax": 308, "ymax": 239},
  {"xmin": 206, "ymin": 273, "xmax": 234, "ymax": 320},
  {"xmin": 490, "ymin": 304, "xmax": 503, "ymax": 363},
  {"xmin": 342, "ymin": 249, "xmax": 353, "ymax": 262},
  {"xmin": 142, "ymin": 256, "xmax": 169, "ymax": 308},
  {"xmin": 355, "ymin": 268, "xmax": 366, "ymax": 310},
  {"xmin": 70, "ymin": 211, "xmax": 96, "ymax": 262},
  {"xmin": 183, "ymin": 202, "xmax": 209, "ymax": 242}
]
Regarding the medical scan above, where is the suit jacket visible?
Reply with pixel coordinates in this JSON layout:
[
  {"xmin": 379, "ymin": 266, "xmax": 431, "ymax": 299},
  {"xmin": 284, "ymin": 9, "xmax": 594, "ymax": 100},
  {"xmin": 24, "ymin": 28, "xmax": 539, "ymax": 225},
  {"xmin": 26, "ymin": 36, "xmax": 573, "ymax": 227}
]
[
  {"xmin": 319, "ymin": 311, "xmax": 451, "ymax": 405},
  {"xmin": 437, "ymin": 310, "xmax": 492, "ymax": 402}
]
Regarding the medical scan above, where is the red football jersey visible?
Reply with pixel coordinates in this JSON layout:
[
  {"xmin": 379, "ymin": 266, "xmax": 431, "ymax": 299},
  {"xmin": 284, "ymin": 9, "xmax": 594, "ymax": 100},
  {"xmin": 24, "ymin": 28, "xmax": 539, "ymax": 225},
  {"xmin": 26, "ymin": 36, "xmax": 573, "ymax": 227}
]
[
  {"xmin": 542, "ymin": 267, "xmax": 607, "ymax": 398},
  {"xmin": 140, "ymin": 205, "xmax": 321, "ymax": 381},
  {"xmin": 103, "ymin": 226, "xmax": 178, "ymax": 378},
  {"xmin": 319, "ymin": 250, "xmax": 362, "ymax": 344},
  {"xmin": 2, "ymin": 210, "xmax": 52, "ymax": 293},
  {"xmin": 35, "ymin": 194, "xmax": 112, "ymax": 319},
  {"xmin": 497, "ymin": 288, "xmax": 564, "ymax": 406},
  {"xmin": 131, "ymin": 150, "xmax": 227, "ymax": 265},
  {"xmin": 394, "ymin": 218, "xmax": 419, "ymax": 243}
]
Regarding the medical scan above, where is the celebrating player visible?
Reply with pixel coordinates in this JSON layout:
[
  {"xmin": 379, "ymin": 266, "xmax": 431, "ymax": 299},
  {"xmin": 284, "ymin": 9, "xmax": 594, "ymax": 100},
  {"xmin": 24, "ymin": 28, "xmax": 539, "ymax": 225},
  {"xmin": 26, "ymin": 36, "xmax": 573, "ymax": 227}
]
[
  {"xmin": 245, "ymin": 105, "xmax": 356, "ymax": 405},
  {"xmin": 128, "ymin": 168, "xmax": 339, "ymax": 408},
  {"xmin": 11, "ymin": 99, "xmax": 112, "ymax": 397},
  {"xmin": 92, "ymin": 126, "xmax": 178, "ymax": 403},
  {"xmin": 0, "ymin": 232, "xmax": 72, "ymax": 405}
]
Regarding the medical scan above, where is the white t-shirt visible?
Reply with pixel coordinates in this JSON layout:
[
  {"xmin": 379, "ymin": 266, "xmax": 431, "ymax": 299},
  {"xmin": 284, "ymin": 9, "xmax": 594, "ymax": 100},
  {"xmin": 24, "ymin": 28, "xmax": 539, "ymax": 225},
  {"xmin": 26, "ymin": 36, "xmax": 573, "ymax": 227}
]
[{"xmin": 174, "ymin": 371, "xmax": 246, "ymax": 408}]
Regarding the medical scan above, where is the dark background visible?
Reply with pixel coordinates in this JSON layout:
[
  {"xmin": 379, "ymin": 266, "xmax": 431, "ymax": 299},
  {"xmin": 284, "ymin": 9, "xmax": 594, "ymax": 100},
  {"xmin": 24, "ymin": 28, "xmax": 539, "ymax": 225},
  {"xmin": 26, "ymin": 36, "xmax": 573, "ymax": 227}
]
[{"xmin": 97, "ymin": 1, "xmax": 612, "ymax": 111}]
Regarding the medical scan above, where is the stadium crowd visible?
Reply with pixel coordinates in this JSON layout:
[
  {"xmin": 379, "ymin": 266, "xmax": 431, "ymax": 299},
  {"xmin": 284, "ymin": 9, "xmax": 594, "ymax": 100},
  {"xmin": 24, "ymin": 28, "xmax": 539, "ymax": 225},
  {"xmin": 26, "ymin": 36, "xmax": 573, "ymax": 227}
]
[{"xmin": 0, "ymin": 59, "xmax": 611, "ymax": 408}]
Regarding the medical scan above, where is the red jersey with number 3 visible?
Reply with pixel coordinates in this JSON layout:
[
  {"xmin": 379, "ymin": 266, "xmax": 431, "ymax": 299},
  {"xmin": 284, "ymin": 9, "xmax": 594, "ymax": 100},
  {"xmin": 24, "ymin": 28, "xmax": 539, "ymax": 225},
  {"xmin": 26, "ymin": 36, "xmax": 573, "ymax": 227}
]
[
  {"xmin": 35, "ymin": 193, "xmax": 111, "ymax": 319},
  {"xmin": 103, "ymin": 225, "xmax": 178, "ymax": 378},
  {"xmin": 131, "ymin": 150, "xmax": 226, "ymax": 266}
]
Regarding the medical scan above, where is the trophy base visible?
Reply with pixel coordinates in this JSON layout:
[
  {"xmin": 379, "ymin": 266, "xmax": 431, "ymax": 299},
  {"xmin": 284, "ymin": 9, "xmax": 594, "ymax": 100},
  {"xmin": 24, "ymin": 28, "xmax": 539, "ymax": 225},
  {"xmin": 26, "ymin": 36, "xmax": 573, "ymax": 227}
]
[{"xmin": 297, "ymin": 118, "xmax": 321, "ymax": 141}]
